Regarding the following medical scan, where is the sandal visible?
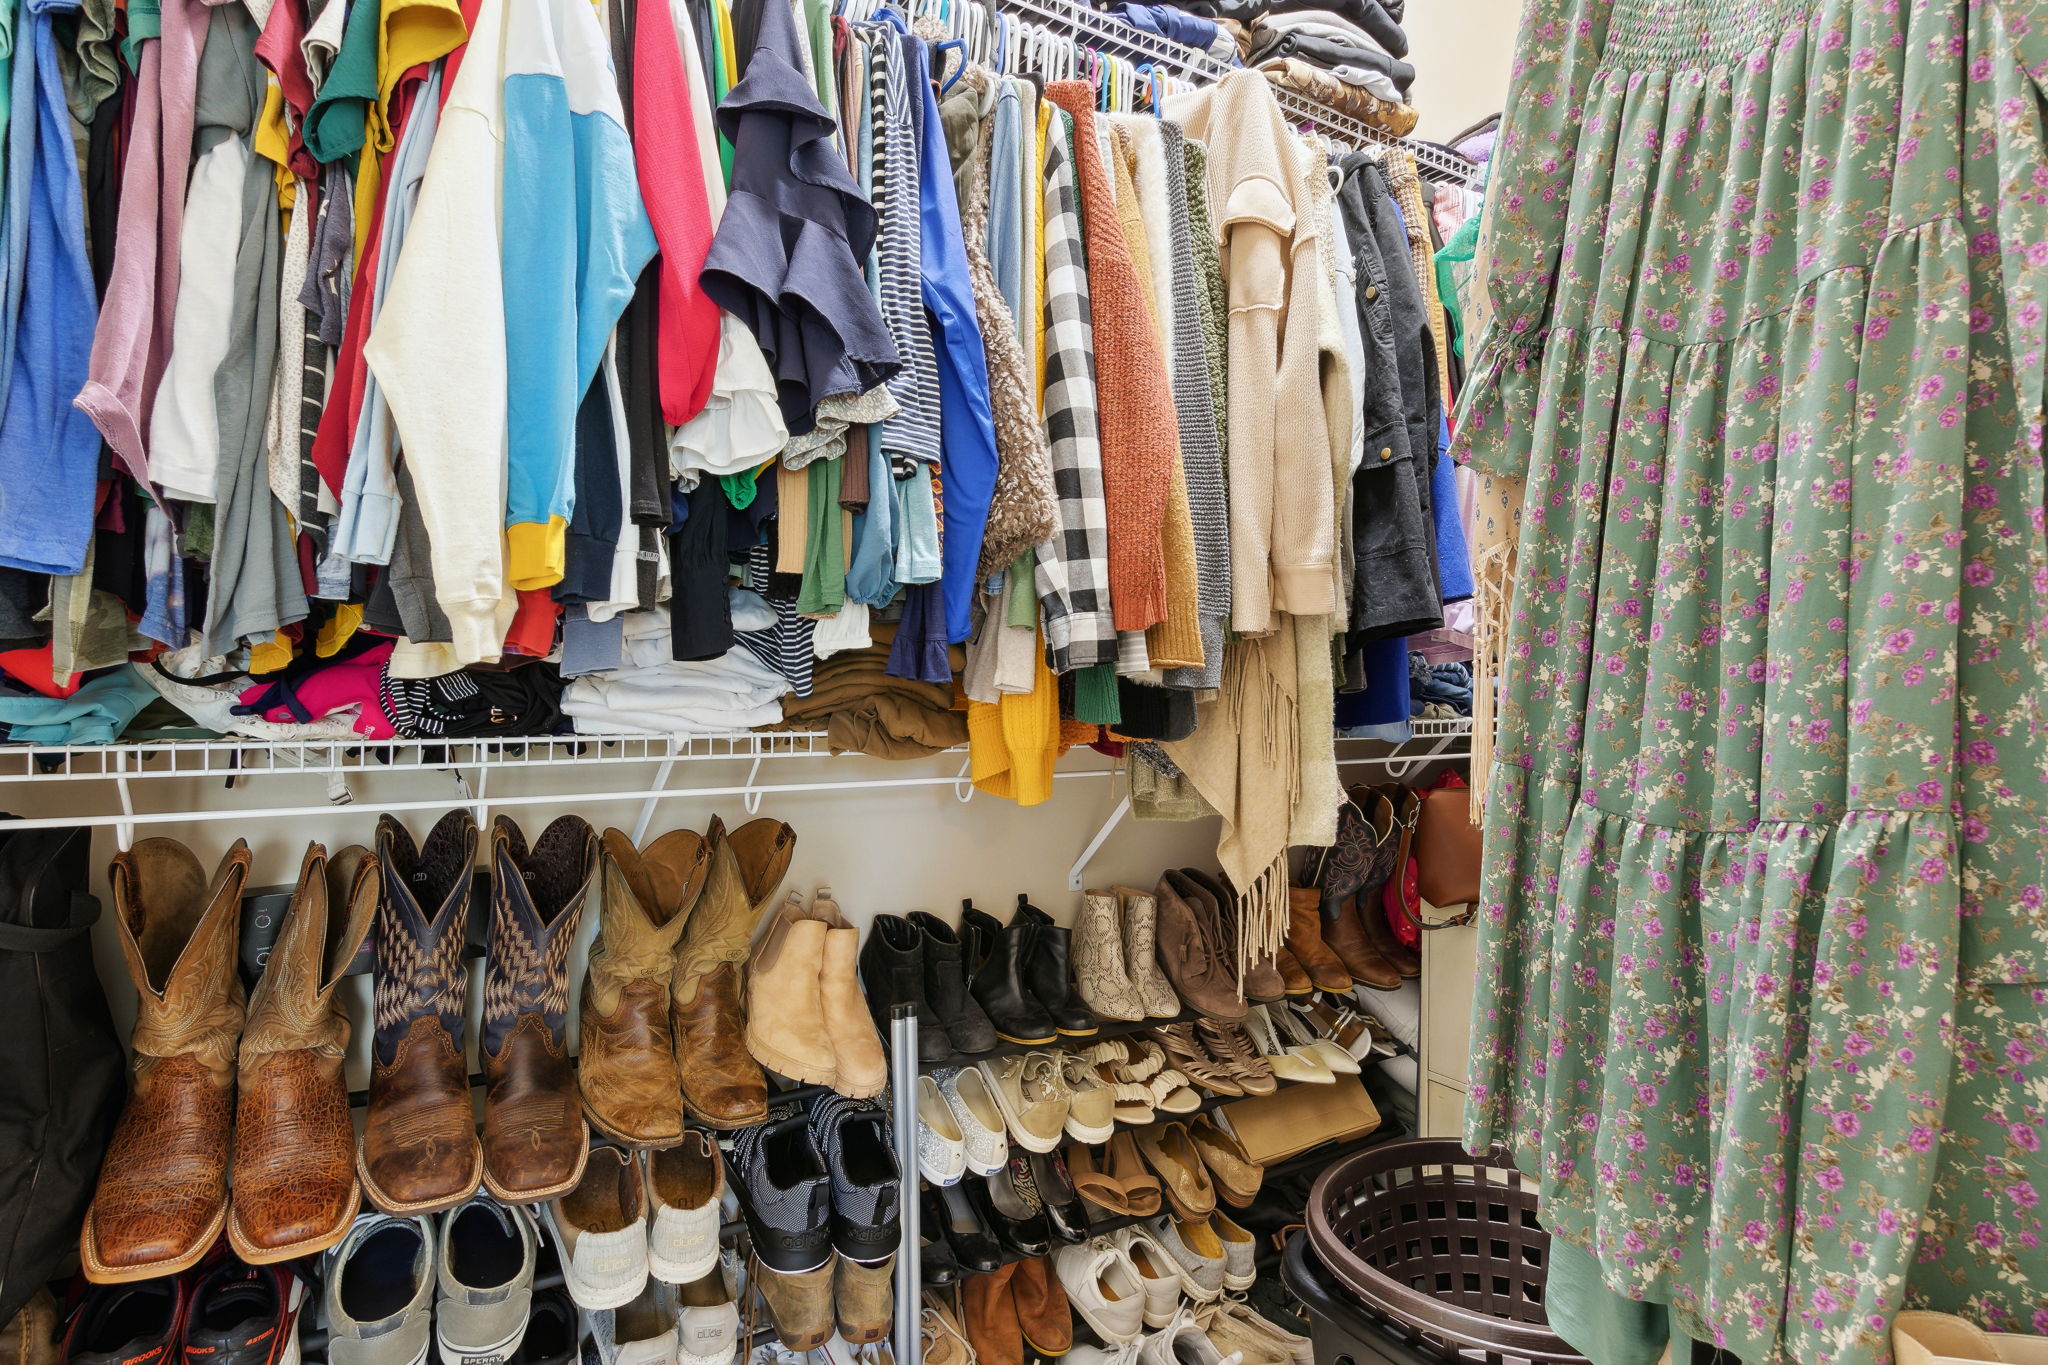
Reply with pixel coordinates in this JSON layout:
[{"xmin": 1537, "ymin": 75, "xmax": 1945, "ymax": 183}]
[
  {"xmin": 1195, "ymin": 1018, "xmax": 1278, "ymax": 1096},
  {"xmin": 1151, "ymin": 1022, "xmax": 1243, "ymax": 1096},
  {"xmin": 1064, "ymin": 1142, "xmax": 1132, "ymax": 1216},
  {"xmin": 1106, "ymin": 1130, "xmax": 1164, "ymax": 1217},
  {"xmin": 1082, "ymin": 1040, "xmax": 1158, "ymax": 1126}
]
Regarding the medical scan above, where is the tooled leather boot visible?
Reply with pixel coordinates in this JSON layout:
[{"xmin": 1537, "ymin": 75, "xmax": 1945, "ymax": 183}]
[
  {"xmin": 1152, "ymin": 873, "xmax": 1242, "ymax": 1020},
  {"xmin": 360, "ymin": 811, "xmax": 482, "ymax": 1216},
  {"xmin": 1318, "ymin": 791, "xmax": 1406, "ymax": 990},
  {"xmin": 228, "ymin": 842, "xmax": 379, "ymax": 1263},
  {"xmin": 1285, "ymin": 884, "xmax": 1354, "ymax": 992},
  {"xmin": 579, "ymin": 827, "xmax": 708, "ymax": 1147},
  {"xmin": 81, "ymin": 839, "xmax": 251, "ymax": 1283},
  {"xmin": 481, "ymin": 816, "xmax": 598, "ymax": 1204},
  {"xmin": 674, "ymin": 816, "xmax": 794, "ymax": 1129}
]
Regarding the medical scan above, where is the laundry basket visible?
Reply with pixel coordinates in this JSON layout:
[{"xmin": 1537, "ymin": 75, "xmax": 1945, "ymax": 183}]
[{"xmin": 1305, "ymin": 1138, "xmax": 1589, "ymax": 1365}]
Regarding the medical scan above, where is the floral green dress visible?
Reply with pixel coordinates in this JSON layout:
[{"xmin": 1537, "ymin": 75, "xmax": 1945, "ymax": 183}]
[{"xmin": 1454, "ymin": 0, "xmax": 2048, "ymax": 1358}]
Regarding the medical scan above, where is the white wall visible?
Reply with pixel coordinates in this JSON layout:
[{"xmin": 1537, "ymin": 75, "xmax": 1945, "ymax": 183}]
[
  {"xmin": 20, "ymin": 751, "xmax": 1221, "ymax": 1088},
  {"xmin": 1404, "ymin": 0, "xmax": 1519, "ymax": 143}
]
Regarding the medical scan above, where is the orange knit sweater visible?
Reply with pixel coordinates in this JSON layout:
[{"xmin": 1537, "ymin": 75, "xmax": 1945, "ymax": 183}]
[{"xmin": 1044, "ymin": 81, "xmax": 1177, "ymax": 635}]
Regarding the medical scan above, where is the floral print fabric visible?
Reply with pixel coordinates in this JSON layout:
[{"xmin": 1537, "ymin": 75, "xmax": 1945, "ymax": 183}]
[{"xmin": 1454, "ymin": 0, "xmax": 2048, "ymax": 1360}]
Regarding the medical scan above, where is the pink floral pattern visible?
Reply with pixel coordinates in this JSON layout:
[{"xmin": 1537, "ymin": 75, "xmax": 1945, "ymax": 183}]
[{"xmin": 1454, "ymin": 0, "xmax": 2048, "ymax": 1359}]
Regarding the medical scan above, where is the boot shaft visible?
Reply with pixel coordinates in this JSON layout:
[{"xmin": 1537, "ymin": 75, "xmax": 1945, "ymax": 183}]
[
  {"xmin": 586, "ymin": 829, "xmax": 703, "ymax": 1014},
  {"xmin": 373, "ymin": 811, "xmax": 479, "ymax": 1067},
  {"xmin": 242, "ymin": 843, "xmax": 379, "ymax": 1065},
  {"xmin": 674, "ymin": 816, "xmax": 794, "ymax": 996},
  {"xmin": 110, "ymin": 838, "xmax": 251, "ymax": 1078},
  {"xmin": 483, "ymin": 816, "xmax": 598, "ymax": 1058}
]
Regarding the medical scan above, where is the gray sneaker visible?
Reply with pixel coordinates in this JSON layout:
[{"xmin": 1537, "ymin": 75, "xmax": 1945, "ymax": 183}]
[
  {"xmin": 436, "ymin": 1195, "xmax": 539, "ymax": 1365},
  {"xmin": 325, "ymin": 1214, "xmax": 436, "ymax": 1365}
]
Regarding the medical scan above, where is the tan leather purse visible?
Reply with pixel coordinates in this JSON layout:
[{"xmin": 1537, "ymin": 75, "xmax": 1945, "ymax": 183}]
[
  {"xmin": 1414, "ymin": 782, "xmax": 1484, "ymax": 915},
  {"xmin": 1219, "ymin": 1074, "xmax": 1382, "ymax": 1165},
  {"xmin": 1894, "ymin": 1312, "xmax": 2048, "ymax": 1365}
]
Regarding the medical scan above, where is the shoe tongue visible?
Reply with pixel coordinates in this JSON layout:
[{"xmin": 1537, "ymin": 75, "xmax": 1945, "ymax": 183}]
[{"xmin": 185, "ymin": 1282, "xmax": 282, "ymax": 1364}]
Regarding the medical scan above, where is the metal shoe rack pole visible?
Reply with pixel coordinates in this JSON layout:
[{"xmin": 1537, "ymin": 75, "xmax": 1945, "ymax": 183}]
[{"xmin": 891, "ymin": 1007, "xmax": 923, "ymax": 1365}]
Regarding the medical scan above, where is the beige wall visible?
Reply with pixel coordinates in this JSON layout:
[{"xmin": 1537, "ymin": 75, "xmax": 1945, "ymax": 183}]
[{"xmin": 1404, "ymin": 0, "xmax": 1519, "ymax": 144}]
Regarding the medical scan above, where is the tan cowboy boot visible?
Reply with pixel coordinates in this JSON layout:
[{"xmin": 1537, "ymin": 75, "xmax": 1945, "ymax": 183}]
[
  {"xmin": 82, "ymin": 839, "xmax": 250, "ymax": 1283},
  {"xmin": 674, "ymin": 816, "xmax": 794, "ymax": 1129},
  {"xmin": 228, "ymin": 842, "xmax": 379, "ymax": 1263},
  {"xmin": 579, "ymin": 828, "xmax": 709, "ymax": 1147}
]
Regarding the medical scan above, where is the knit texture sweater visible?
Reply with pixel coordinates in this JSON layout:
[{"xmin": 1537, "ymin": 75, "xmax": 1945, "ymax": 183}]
[{"xmin": 1045, "ymin": 80, "xmax": 1175, "ymax": 635}]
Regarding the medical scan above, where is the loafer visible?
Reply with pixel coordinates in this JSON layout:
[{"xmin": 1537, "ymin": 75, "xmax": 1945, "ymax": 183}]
[
  {"xmin": 540, "ymin": 1146, "xmax": 649, "ymax": 1310},
  {"xmin": 646, "ymin": 1134, "xmax": 723, "ymax": 1286},
  {"xmin": 675, "ymin": 1258, "xmax": 743, "ymax": 1364},
  {"xmin": 730, "ymin": 1115, "xmax": 833, "ymax": 1275},
  {"xmin": 1132, "ymin": 1122, "xmax": 1217, "ymax": 1221},
  {"xmin": 1146, "ymin": 1216, "xmax": 1225, "ymax": 1302},
  {"xmin": 1186, "ymin": 1116, "xmax": 1263, "ymax": 1208},
  {"xmin": 435, "ymin": 1195, "xmax": 539, "ymax": 1365}
]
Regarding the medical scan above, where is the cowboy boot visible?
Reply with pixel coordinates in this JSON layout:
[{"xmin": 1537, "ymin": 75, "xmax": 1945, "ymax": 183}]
[
  {"xmin": 1275, "ymin": 945, "xmax": 1315, "ymax": 995},
  {"xmin": 1285, "ymin": 884, "xmax": 1354, "ymax": 992},
  {"xmin": 673, "ymin": 816, "xmax": 793, "ymax": 1129},
  {"xmin": 360, "ymin": 811, "xmax": 482, "ymax": 1215},
  {"xmin": 228, "ymin": 842, "xmax": 379, "ymax": 1263},
  {"xmin": 1319, "ymin": 792, "xmax": 1406, "ymax": 989},
  {"xmin": 482, "ymin": 816, "xmax": 598, "ymax": 1204},
  {"xmin": 579, "ymin": 827, "xmax": 708, "ymax": 1147},
  {"xmin": 81, "ymin": 839, "xmax": 250, "ymax": 1282}
]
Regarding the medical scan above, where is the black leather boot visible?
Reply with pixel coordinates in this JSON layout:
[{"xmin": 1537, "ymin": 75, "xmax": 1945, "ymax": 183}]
[
  {"xmin": 858, "ymin": 914, "xmax": 952, "ymax": 1062},
  {"xmin": 908, "ymin": 911, "xmax": 998, "ymax": 1055},
  {"xmin": 960, "ymin": 903, "xmax": 1057, "ymax": 1046},
  {"xmin": 1012, "ymin": 898, "xmax": 1098, "ymax": 1038}
]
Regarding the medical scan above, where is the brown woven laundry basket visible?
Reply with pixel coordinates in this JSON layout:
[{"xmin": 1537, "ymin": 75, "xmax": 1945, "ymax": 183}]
[{"xmin": 1306, "ymin": 1138, "xmax": 1590, "ymax": 1365}]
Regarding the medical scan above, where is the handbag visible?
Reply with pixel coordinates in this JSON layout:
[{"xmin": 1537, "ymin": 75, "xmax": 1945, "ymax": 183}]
[
  {"xmin": 1412, "ymin": 777, "xmax": 1484, "ymax": 918},
  {"xmin": 1894, "ymin": 1312, "xmax": 2048, "ymax": 1365},
  {"xmin": 1219, "ymin": 1074, "xmax": 1382, "ymax": 1165}
]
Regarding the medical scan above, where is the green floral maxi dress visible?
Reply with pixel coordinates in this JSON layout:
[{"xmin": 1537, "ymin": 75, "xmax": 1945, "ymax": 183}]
[{"xmin": 1454, "ymin": 0, "xmax": 2048, "ymax": 1358}]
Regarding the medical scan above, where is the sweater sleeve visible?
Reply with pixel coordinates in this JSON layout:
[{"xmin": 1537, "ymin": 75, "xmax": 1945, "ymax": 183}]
[{"xmin": 1270, "ymin": 220, "xmax": 1337, "ymax": 617}]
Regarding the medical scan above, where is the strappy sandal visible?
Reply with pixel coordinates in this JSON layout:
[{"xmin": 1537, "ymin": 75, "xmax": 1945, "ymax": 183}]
[
  {"xmin": 1082, "ymin": 1041, "xmax": 1159, "ymax": 1126},
  {"xmin": 1145, "ymin": 1065, "xmax": 1203, "ymax": 1115},
  {"xmin": 1151, "ymin": 1022, "xmax": 1243, "ymax": 1096},
  {"xmin": 1196, "ymin": 1018, "xmax": 1278, "ymax": 1096},
  {"xmin": 1064, "ymin": 1142, "xmax": 1132, "ymax": 1216}
]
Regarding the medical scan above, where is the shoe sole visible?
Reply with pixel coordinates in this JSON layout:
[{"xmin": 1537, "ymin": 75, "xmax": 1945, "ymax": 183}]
[
  {"xmin": 1055, "ymin": 1026, "xmax": 1100, "ymax": 1037},
  {"xmin": 226, "ymin": 1185, "xmax": 361, "ymax": 1264},
  {"xmin": 78, "ymin": 1203, "xmax": 224, "ymax": 1284},
  {"xmin": 744, "ymin": 1032, "xmax": 841, "ymax": 1091},
  {"xmin": 993, "ymin": 1030, "xmax": 1058, "ymax": 1045},
  {"xmin": 356, "ymin": 1138, "xmax": 483, "ymax": 1217},
  {"xmin": 583, "ymin": 1102, "xmax": 687, "ymax": 1150}
]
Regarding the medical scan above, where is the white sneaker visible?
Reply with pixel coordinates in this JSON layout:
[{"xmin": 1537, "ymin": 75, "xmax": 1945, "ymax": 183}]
[
  {"xmin": 587, "ymin": 1281, "xmax": 681, "ymax": 1365},
  {"xmin": 978, "ymin": 1053, "xmax": 1071, "ymax": 1154},
  {"xmin": 916, "ymin": 1076, "xmax": 968, "ymax": 1186},
  {"xmin": 543, "ymin": 1146, "xmax": 652, "ymax": 1311},
  {"xmin": 1138, "ymin": 1306, "xmax": 1242, "ymax": 1365},
  {"xmin": 1146, "ymin": 1216, "xmax": 1226, "ymax": 1302},
  {"xmin": 1112, "ymin": 1224, "xmax": 1185, "ymax": 1328},
  {"xmin": 1209, "ymin": 1210, "xmax": 1257, "ymax": 1291},
  {"xmin": 1055, "ymin": 1240, "xmax": 1147, "ymax": 1345},
  {"xmin": 647, "ymin": 1134, "xmax": 724, "ymax": 1286},
  {"xmin": 934, "ymin": 1066, "xmax": 1009, "ymax": 1176},
  {"xmin": 675, "ymin": 1255, "xmax": 742, "ymax": 1363}
]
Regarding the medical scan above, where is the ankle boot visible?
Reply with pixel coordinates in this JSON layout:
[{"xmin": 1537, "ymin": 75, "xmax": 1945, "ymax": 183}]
[
  {"xmin": 229, "ymin": 843, "xmax": 379, "ymax": 1264},
  {"xmin": 1274, "ymin": 945, "xmax": 1314, "ymax": 996},
  {"xmin": 960, "ymin": 904, "xmax": 1057, "ymax": 1046},
  {"xmin": 1180, "ymin": 869, "xmax": 1286, "ymax": 1004},
  {"xmin": 746, "ymin": 891, "xmax": 838, "ymax": 1088},
  {"xmin": 1011, "ymin": 898, "xmax": 1097, "ymax": 1037},
  {"xmin": 82, "ymin": 839, "xmax": 249, "ymax": 1282},
  {"xmin": 674, "ymin": 817, "xmax": 793, "ymax": 1129},
  {"xmin": 1152, "ymin": 874, "xmax": 1242, "ymax": 1020},
  {"xmin": 1284, "ymin": 885, "xmax": 1353, "ymax": 993},
  {"xmin": 1070, "ymin": 892, "xmax": 1146, "ymax": 1023},
  {"xmin": 1318, "ymin": 793, "xmax": 1406, "ymax": 989},
  {"xmin": 579, "ymin": 828, "xmax": 708, "ymax": 1148},
  {"xmin": 481, "ymin": 816, "xmax": 598, "ymax": 1205},
  {"xmin": 361, "ymin": 812, "xmax": 481, "ymax": 1215},
  {"xmin": 907, "ymin": 911, "xmax": 996, "ymax": 1056},
  {"xmin": 813, "ymin": 890, "xmax": 887, "ymax": 1098},
  {"xmin": 1115, "ymin": 887, "xmax": 1182, "ymax": 1018},
  {"xmin": 859, "ymin": 914, "xmax": 952, "ymax": 1063}
]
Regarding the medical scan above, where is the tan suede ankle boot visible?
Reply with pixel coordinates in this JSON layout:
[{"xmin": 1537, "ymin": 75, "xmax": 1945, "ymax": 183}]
[
  {"xmin": 813, "ymin": 889, "xmax": 886, "ymax": 1098},
  {"xmin": 745, "ymin": 891, "xmax": 837, "ymax": 1087}
]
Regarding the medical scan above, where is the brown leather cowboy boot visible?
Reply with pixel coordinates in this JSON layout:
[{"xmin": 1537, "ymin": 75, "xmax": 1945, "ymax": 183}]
[
  {"xmin": 228, "ymin": 843, "xmax": 379, "ymax": 1263},
  {"xmin": 360, "ymin": 811, "xmax": 482, "ymax": 1215},
  {"xmin": 482, "ymin": 816, "xmax": 598, "ymax": 1204},
  {"xmin": 1284, "ymin": 884, "xmax": 1353, "ymax": 992},
  {"xmin": 673, "ymin": 816, "xmax": 793, "ymax": 1129},
  {"xmin": 81, "ymin": 839, "xmax": 250, "ymax": 1282},
  {"xmin": 1319, "ymin": 791, "xmax": 1407, "ymax": 989},
  {"xmin": 579, "ymin": 827, "xmax": 708, "ymax": 1147}
]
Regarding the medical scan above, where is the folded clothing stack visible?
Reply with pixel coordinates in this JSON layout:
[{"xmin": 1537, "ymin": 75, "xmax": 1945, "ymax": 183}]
[
  {"xmin": 1168, "ymin": 0, "xmax": 1419, "ymax": 126},
  {"xmin": 564, "ymin": 612, "xmax": 792, "ymax": 735},
  {"xmin": 772, "ymin": 628, "xmax": 968, "ymax": 759}
]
